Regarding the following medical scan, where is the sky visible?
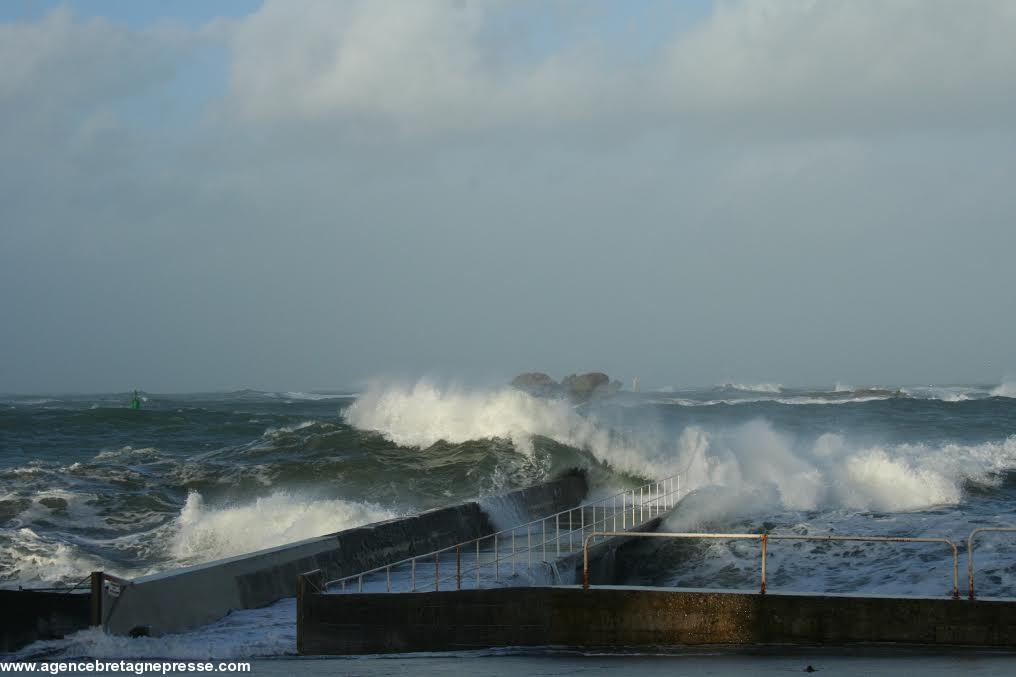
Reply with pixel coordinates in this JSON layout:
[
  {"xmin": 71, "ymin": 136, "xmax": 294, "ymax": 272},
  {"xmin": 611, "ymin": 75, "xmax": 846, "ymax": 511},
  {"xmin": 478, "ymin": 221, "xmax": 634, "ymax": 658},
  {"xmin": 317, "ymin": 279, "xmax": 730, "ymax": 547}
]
[{"xmin": 1, "ymin": 0, "xmax": 1014, "ymax": 393}]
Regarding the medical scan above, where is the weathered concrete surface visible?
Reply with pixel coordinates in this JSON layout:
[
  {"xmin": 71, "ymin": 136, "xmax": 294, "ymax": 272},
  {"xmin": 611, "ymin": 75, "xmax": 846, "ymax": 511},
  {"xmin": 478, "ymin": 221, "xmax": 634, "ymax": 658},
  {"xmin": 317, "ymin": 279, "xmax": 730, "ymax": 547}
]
[
  {"xmin": 100, "ymin": 472, "xmax": 587, "ymax": 637},
  {"xmin": 0, "ymin": 589, "xmax": 91, "ymax": 653},
  {"xmin": 298, "ymin": 586, "xmax": 1016, "ymax": 654}
]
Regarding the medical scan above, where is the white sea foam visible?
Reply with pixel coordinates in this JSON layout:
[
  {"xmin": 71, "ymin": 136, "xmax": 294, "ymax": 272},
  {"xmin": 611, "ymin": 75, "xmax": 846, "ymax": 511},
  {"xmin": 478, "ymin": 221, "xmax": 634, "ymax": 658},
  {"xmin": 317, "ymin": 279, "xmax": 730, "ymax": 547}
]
[
  {"xmin": 672, "ymin": 422, "xmax": 1016, "ymax": 515},
  {"xmin": 720, "ymin": 382, "xmax": 783, "ymax": 393},
  {"xmin": 279, "ymin": 391, "xmax": 352, "ymax": 401},
  {"xmin": 774, "ymin": 395, "xmax": 891, "ymax": 405},
  {"xmin": 15, "ymin": 489, "xmax": 105, "ymax": 528},
  {"xmin": 0, "ymin": 528, "xmax": 104, "ymax": 587},
  {"xmin": 261, "ymin": 420, "xmax": 318, "ymax": 436},
  {"xmin": 660, "ymin": 395, "xmax": 892, "ymax": 406},
  {"xmin": 15, "ymin": 598, "xmax": 297, "ymax": 660},
  {"xmin": 345, "ymin": 382, "xmax": 1016, "ymax": 516},
  {"xmin": 991, "ymin": 381, "xmax": 1016, "ymax": 398},
  {"xmin": 169, "ymin": 491, "xmax": 398, "ymax": 564},
  {"xmin": 344, "ymin": 382, "xmax": 665, "ymax": 477},
  {"xmin": 1, "ymin": 490, "xmax": 399, "ymax": 588}
]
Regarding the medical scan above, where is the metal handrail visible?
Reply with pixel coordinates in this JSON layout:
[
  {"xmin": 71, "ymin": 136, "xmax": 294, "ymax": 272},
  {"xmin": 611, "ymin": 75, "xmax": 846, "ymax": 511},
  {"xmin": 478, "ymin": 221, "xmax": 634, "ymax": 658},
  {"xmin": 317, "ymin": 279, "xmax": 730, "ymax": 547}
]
[
  {"xmin": 581, "ymin": 531, "xmax": 960, "ymax": 599},
  {"xmin": 327, "ymin": 475, "xmax": 682, "ymax": 593},
  {"xmin": 966, "ymin": 526, "xmax": 1016, "ymax": 599},
  {"xmin": 332, "ymin": 482, "xmax": 680, "ymax": 593}
]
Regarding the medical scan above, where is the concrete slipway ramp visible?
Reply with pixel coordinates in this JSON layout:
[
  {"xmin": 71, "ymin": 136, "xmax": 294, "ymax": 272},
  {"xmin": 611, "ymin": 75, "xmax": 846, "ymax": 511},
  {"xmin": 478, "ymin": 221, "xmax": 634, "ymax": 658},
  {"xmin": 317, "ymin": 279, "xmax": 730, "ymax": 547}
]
[{"xmin": 93, "ymin": 471, "xmax": 588, "ymax": 638}]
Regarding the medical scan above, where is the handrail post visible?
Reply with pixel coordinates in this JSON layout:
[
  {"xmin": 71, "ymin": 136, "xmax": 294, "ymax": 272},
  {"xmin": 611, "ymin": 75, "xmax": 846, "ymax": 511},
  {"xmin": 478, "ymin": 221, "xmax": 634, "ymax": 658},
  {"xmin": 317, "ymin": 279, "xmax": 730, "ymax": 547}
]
[
  {"xmin": 569, "ymin": 510, "xmax": 573, "ymax": 553},
  {"xmin": 759, "ymin": 534, "xmax": 768, "ymax": 595},
  {"xmin": 631, "ymin": 489, "xmax": 636, "ymax": 525},
  {"xmin": 557, "ymin": 514, "xmax": 562, "ymax": 556},
  {"xmin": 386, "ymin": 566, "xmax": 391, "ymax": 593},
  {"xmin": 950, "ymin": 542, "xmax": 959, "ymax": 600},
  {"xmin": 582, "ymin": 535, "xmax": 591, "ymax": 590},
  {"xmin": 964, "ymin": 527, "xmax": 1016, "ymax": 601},
  {"xmin": 968, "ymin": 529, "xmax": 978, "ymax": 600},
  {"xmin": 640, "ymin": 486, "xmax": 644, "ymax": 523}
]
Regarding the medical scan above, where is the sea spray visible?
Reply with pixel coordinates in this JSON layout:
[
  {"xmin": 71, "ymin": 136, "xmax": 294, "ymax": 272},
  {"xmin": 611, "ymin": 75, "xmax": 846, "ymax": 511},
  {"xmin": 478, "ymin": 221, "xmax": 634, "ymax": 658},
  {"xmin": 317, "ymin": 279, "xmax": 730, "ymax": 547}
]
[
  {"xmin": 170, "ymin": 491, "xmax": 398, "ymax": 564},
  {"xmin": 345, "ymin": 382, "xmax": 1016, "ymax": 515},
  {"xmin": 992, "ymin": 381, "xmax": 1016, "ymax": 398},
  {"xmin": 343, "ymin": 381, "xmax": 676, "ymax": 478},
  {"xmin": 3, "ymin": 386, "xmax": 1016, "ymax": 656}
]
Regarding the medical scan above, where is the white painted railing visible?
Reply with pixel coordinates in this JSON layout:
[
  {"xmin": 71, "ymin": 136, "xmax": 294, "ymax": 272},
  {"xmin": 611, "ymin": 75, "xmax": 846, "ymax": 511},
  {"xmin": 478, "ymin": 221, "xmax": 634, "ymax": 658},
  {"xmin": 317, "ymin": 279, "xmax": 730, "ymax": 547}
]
[
  {"xmin": 327, "ymin": 475, "xmax": 682, "ymax": 593},
  {"xmin": 581, "ymin": 531, "xmax": 962, "ymax": 598}
]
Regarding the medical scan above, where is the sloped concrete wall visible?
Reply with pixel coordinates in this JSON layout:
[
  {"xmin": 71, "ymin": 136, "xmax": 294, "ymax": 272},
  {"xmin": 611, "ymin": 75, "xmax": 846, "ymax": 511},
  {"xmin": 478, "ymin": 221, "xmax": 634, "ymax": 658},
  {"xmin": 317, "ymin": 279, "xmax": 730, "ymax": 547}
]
[
  {"xmin": 100, "ymin": 471, "xmax": 587, "ymax": 637},
  {"xmin": 298, "ymin": 586, "xmax": 1016, "ymax": 655}
]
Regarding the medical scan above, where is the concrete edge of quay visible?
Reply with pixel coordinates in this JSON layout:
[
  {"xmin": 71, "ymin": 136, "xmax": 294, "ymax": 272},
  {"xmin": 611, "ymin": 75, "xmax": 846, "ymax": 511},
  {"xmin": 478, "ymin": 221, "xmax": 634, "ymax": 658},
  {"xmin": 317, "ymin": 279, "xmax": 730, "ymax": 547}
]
[{"xmin": 296, "ymin": 585, "xmax": 1016, "ymax": 655}]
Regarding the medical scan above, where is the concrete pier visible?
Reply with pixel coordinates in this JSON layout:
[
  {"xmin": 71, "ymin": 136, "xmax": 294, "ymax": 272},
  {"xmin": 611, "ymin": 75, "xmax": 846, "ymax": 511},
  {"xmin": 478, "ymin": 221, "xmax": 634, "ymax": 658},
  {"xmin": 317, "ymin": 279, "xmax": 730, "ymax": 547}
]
[
  {"xmin": 297, "ymin": 586, "xmax": 1016, "ymax": 654},
  {"xmin": 97, "ymin": 472, "xmax": 588, "ymax": 637}
]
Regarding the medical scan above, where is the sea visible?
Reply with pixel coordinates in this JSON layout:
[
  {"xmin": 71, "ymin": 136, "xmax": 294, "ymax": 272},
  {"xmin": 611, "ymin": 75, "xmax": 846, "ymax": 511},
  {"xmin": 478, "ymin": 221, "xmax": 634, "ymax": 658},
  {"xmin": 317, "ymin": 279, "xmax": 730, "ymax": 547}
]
[{"xmin": 3, "ymin": 381, "xmax": 1016, "ymax": 666}]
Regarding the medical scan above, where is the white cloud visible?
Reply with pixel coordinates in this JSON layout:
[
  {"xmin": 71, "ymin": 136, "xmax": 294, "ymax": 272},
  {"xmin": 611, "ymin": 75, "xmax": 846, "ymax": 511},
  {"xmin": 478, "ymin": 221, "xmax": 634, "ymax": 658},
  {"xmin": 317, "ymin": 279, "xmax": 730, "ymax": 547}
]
[
  {"xmin": 221, "ymin": 0, "xmax": 615, "ymax": 134},
  {"xmin": 218, "ymin": 0, "xmax": 1016, "ymax": 136},
  {"xmin": 0, "ymin": 8, "xmax": 187, "ymax": 121},
  {"xmin": 2, "ymin": 2, "xmax": 1016, "ymax": 390},
  {"xmin": 656, "ymin": 0, "xmax": 1016, "ymax": 129}
]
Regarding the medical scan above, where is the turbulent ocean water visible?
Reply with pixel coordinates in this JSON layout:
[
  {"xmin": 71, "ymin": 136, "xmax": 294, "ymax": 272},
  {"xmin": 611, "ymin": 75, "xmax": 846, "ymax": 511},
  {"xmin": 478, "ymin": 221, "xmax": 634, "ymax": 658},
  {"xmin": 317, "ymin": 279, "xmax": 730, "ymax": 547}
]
[{"xmin": 3, "ymin": 381, "xmax": 1016, "ymax": 657}]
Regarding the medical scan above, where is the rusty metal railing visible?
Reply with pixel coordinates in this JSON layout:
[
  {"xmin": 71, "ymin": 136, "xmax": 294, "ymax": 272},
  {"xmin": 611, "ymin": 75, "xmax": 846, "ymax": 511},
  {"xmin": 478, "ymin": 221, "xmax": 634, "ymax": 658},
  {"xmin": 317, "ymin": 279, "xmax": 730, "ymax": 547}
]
[
  {"xmin": 967, "ymin": 527, "xmax": 1016, "ymax": 599},
  {"xmin": 582, "ymin": 531, "xmax": 961, "ymax": 599}
]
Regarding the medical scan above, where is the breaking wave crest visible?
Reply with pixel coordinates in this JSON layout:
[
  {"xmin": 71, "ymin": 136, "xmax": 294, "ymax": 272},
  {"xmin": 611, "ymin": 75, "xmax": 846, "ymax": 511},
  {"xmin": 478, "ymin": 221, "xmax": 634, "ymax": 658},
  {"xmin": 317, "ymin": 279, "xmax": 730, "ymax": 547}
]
[
  {"xmin": 345, "ymin": 382, "xmax": 1016, "ymax": 517},
  {"xmin": 992, "ymin": 381, "xmax": 1016, "ymax": 398},
  {"xmin": 671, "ymin": 422, "xmax": 1016, "ymax": 517},
  {"xmin": 344, "ymin": 382, "xmax": 663, "ymax": 477},
  {"xmin": 169, "ymin": 491, "xmax": 398, "ymax": 564},
  {"xmin": 719, "ymin": 382, "xmax": 783, "ymax": 393}
]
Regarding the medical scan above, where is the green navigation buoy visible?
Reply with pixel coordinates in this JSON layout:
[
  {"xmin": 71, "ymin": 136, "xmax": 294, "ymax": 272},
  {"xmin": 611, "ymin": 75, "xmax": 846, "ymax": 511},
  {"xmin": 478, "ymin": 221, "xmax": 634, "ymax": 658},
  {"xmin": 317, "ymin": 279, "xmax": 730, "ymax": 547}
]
[{"xmin": 131, "ymin": 389, "xmax": 141, "ymax": 410}]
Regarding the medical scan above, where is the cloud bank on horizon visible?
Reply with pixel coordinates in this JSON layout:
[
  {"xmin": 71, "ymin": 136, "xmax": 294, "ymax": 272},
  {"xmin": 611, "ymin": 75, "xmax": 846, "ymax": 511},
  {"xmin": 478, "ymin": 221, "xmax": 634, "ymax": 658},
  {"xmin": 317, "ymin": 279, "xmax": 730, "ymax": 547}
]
[{"xmin": 1, "ymin": 1, "xmax": 1014, "ymax": 392}]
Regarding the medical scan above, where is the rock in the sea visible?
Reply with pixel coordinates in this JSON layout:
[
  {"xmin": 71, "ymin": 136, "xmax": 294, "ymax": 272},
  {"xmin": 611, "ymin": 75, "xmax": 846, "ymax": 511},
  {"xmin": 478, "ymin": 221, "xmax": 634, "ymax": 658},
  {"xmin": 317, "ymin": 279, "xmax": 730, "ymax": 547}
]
[
  {"xmin": 561, "ymin": 372, "xmax": 621, "ymax": 401},
  {"xmin": 38, "ymin": 496, "xmax": 68, "ymax": 513},
  {"xmin": 511, "ymin": 371, "xmax": 622, "ymax": 400},
  {"xmin": 510, "ymin": 372, "xmax": 561, "ymax": 396}
]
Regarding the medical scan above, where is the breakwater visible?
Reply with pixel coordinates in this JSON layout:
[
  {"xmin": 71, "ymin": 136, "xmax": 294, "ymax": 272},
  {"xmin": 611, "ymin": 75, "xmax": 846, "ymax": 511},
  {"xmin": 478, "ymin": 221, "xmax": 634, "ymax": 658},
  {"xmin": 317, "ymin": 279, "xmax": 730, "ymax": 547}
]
[{"xmin": 91, "ymin": 471, "xmax": 587, "ymax": 638}]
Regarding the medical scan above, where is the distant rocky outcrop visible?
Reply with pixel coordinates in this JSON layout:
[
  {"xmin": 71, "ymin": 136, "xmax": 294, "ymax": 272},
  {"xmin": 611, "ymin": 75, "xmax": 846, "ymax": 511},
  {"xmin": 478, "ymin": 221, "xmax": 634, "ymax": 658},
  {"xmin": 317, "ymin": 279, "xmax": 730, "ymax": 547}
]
[
  {"xmin": 511, "ymin": 371, "xmax": 622, "ymax": 401},
  {"xmin": 561, "ymin": 372, "xmax": 622, "ymax": 401},
  {"xmin": 510, "ymin": 372, "xmax": 561, "ymax": 397}
]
